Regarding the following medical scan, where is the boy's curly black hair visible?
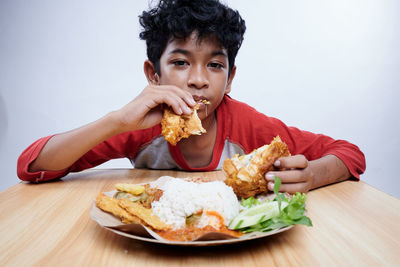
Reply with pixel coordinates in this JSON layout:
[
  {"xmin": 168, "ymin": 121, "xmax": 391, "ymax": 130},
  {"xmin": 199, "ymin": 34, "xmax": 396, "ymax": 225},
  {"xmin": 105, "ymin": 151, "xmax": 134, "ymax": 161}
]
[{"xmin": 139, "ymin": 0, "xmax": 246, "ymax": 77}]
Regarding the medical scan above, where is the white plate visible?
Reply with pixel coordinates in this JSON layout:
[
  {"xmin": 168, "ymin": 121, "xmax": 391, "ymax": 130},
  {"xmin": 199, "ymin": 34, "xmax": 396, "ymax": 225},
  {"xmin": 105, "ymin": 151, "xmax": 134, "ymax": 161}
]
[
  {"xmin": 90, "ymin": 198, "xmax": 293, "ymax": 246},
  {"xmin": 102, "ymin": 224, "xmax": 293, "ymax": 246}
]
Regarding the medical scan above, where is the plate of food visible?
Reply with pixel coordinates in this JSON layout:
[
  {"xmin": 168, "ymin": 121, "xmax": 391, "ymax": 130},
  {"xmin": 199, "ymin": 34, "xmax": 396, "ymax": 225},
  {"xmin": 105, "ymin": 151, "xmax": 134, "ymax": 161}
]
[{"xmin": 90, "ymin": 137, "xmax": 312, "ymax": 246}]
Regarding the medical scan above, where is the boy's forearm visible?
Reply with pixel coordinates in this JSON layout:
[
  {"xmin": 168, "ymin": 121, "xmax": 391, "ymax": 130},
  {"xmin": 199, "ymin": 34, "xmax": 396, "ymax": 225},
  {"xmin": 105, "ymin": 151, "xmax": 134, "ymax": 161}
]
[
  {"xmin": 29, "ymin": 111, "xmax": 124, "ymax": 172},
  {"xmin": 309, "ymin": 154, "xmax": 351, "ymax": 190}
]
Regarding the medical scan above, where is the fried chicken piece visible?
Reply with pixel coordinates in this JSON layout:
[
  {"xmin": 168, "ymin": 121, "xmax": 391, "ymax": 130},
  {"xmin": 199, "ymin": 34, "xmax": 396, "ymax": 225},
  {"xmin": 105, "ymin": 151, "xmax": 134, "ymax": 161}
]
[
  {"xmin": 223, "ymin": 136, "xmax": 291, "ymax": 198},
  {"xmin": 118, "ymin": 199, "xmax": 170, "ymax": 231},
  {"xmin": 161, "ymin": 102, "xmax": 208, "ymax": 146},
  {"xmin": 96, "ymin": 193, "xmax": 142, "ymax": 224}
]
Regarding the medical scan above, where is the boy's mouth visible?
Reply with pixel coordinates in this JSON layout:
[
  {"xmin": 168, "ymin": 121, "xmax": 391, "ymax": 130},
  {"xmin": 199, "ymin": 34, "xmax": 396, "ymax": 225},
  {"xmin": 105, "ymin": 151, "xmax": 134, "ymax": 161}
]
[
  {"xmin": 193, "ymin": 96, "xmax": 207, "ymax": 102},
  {"xmin": 193, "ymin": 96, "xmax": 210, "ymax": 106},
  {"xmin": 192, "ymin": 96, "xmax": 210, "ymax": 116}
]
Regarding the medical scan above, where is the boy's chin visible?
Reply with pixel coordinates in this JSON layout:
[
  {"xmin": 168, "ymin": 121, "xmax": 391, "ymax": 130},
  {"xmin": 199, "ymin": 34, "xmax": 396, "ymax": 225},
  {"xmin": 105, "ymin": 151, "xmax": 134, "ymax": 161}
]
[
  {"xmin": 197, "ymin": 103, "xmax": 212, "ymax": 118},
  {"xmin": 198, "ymin": 109, "xmax": 213, "ymax": 121}
]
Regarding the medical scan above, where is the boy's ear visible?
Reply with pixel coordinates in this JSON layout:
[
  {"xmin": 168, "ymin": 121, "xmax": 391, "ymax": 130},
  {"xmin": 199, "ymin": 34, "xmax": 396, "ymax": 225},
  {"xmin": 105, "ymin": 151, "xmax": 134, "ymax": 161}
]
[
  {"xmin": 225, "ymin": 66, "xmax": 237, "ymax": 94},
  {"xmin": 144, "ymin": 60, "xmax": 159, "ymax": 85}
]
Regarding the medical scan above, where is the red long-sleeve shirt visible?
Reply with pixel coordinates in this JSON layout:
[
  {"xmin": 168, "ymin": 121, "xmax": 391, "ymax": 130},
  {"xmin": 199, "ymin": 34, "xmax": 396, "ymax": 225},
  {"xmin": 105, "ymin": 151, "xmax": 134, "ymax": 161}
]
[{"xmin": 17, "ymin": 95, "xmax": 365, "ymax": 183}]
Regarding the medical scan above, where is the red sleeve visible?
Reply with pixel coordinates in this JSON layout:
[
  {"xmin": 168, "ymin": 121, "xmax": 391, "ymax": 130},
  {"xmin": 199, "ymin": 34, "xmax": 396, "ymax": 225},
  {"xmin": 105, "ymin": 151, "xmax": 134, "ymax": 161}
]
[
  {"xmin": 17, "ymin": 135, "xmax": 69, "ymax": 182},
  {"xmin": 221, "ymin": 96, "xmax": 366, "ymax": 180},
  {"xmin": 17, "ymin": 127, "xmax": 160, "ymax": 183},
  {"xmin": 280, "ymin": 125, "xmax": 366, "ymax": 179}
]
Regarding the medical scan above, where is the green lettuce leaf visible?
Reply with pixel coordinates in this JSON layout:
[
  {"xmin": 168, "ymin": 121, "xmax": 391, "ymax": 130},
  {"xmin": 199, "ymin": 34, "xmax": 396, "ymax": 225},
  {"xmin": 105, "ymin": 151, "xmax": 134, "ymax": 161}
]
[
  {"xmin": 241, "ymin": 196, "xmax": 261, "ymax": 208},
  {"xmin": 232, "ymin": 176, "xmax": 312, "ymax": 233}
]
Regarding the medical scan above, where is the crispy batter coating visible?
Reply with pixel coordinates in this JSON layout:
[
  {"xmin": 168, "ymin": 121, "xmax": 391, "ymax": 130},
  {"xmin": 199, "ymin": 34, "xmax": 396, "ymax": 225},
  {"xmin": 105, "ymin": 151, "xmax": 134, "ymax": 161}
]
[
  {"xmin": 223, "ymin": 136, "xmax": 291, "ymax": 198},
  {"xmin": 96, "ymin": 193, "xmax": 170, "ymax": 230},
  {"xmin": 115, "ymin": 183, "xmax": 145, "ymax": 195},
  {"xmin": 141, "ymin": 185, "xmax": 163, "ymax": 209},
  {"xmin": 161, "ymin": 103, "xmax": 206, "ymax": 145},
  {"xmin": 96, "ymin": 193, "xmax": 142, "ymax": 224},
  {"xmin": 118, "ymin": 199, "xmax": 170, "ymax": 230}
]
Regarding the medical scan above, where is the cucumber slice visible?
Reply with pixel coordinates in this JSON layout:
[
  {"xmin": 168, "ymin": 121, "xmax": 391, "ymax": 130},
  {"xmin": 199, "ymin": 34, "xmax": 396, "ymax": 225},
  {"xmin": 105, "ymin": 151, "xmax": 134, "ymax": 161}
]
[
  {"xmin": 113, "ymin": 191, "xmax": 142, "ymax": 202},
  {"xmin": 228, "ymin": 201, "xmax": 288, "ymax": 230}
]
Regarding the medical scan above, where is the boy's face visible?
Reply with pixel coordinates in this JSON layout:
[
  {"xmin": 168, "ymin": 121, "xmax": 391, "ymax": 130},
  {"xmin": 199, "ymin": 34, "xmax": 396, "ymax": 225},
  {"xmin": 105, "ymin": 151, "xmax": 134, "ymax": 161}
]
[{"xmin": 157, "ymin": 32, "xmax": 235, "ymax": 120}]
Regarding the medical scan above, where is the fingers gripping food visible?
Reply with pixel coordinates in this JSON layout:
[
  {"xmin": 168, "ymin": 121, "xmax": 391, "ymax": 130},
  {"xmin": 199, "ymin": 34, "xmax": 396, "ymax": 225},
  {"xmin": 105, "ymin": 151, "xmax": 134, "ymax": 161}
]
[
  {"xmin": 223, "ymin": 136, "xmax": 291, "ymax": 198},
  {"xmin": 161, "ymin": 101, "xmax": 210, "ymax": 146}
]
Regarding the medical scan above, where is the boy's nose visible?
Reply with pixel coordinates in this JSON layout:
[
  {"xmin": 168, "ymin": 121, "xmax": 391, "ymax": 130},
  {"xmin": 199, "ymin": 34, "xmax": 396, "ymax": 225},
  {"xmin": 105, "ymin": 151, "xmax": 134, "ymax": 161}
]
[{"xmin": 188, "ymin": 66, "xmax": 209, "ymax": 89}]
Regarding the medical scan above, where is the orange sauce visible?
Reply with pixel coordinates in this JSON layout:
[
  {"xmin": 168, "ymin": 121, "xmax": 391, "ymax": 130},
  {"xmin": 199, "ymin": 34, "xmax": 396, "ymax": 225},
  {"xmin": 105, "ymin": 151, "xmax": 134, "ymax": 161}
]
[
  {"xmin": 156, "ymin": 211, "xmax": 243, "ymax": 242},
  {"xmin": 205, "ymin": 210, "xmax": 225, "ymax": 226},
  {"xmin": 157, "ymin": 225, "xmax": 242, "ymax": 242}
]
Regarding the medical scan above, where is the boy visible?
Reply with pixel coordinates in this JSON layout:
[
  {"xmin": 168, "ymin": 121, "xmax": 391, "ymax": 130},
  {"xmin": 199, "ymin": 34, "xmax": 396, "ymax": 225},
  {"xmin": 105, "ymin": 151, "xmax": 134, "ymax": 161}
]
[{"xmin": 17, "ymin": 0, "xmax": 365, "ymax": 193}]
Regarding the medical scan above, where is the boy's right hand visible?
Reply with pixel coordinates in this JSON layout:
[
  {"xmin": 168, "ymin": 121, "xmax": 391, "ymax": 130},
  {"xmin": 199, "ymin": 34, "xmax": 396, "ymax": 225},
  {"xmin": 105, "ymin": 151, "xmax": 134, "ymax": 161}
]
[{"xmin": 114, "ymin": 84, "xmax": 196, "ymax": 133}]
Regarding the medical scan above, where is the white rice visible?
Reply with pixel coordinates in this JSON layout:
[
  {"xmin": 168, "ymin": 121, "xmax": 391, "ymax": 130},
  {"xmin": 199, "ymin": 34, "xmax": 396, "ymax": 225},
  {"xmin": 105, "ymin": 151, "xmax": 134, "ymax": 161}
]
[{"xmin": 150, "ymin": 176, "xmax": 240, "ymax": 229}]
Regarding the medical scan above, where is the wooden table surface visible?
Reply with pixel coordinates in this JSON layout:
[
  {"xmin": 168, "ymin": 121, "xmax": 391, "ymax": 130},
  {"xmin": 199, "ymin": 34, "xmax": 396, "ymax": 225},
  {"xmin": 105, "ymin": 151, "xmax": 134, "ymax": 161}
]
[{"xmin": 1, "ymin": 169, "xmax": 399, "ymax": 266}]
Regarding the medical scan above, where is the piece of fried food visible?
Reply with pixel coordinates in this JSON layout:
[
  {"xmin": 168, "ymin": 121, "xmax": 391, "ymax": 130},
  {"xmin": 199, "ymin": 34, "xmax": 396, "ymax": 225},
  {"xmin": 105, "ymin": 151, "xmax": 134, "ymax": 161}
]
[
  {"xmin": 118, "ymin": 199, "xmax": 170, "ymax": 230},
  {"xmin": 96, "ymin": 193, "xmax": 142, "ymax": 224},
  {"xmin": 223, "ymin": 136, "xmax": 290, "ymax": 198},
  {"xmin": 115, "ymin": 183, "xmax": 145, "ymax": 195},
  {"xmin": 96, "ymin": 193, "xmax": 170, "ymax": 230},
  {"xmin": 161, "ymin": 103, "xmax": 206, "ymax": 146}
]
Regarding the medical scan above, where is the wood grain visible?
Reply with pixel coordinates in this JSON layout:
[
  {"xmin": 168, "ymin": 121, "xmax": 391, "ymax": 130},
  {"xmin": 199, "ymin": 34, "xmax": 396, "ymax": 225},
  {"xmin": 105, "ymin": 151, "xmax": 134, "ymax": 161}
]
[{"xmin": 0, "ymin": 169, "xmax": 399, "ymax": 266}]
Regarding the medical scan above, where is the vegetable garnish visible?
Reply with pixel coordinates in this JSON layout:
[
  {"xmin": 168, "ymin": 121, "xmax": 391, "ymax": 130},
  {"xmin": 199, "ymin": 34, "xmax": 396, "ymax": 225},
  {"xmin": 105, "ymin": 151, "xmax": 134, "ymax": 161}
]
[
  {"xmin": 241, "ymin": 196, "xmax": 261, "ymax": 208},
  {"xmin": 228, "ymin": 176, "xmax": 312, "ymax": 233}
]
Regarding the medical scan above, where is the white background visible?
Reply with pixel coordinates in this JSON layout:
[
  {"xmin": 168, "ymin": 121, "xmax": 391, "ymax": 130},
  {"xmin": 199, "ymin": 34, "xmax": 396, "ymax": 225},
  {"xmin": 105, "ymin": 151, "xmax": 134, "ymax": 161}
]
[{"xmin": 1, "ymin": 0, "xmax": 399, "ymax": 197}]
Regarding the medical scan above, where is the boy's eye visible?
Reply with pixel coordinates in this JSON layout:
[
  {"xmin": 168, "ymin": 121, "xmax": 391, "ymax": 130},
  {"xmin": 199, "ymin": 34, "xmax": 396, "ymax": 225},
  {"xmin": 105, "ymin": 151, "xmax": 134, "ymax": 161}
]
[
  {"xmin": 208, "ymin": 62, "xmax": 224, "ymax": 69},
  {"xmin": 172, "ymin": 60, "xmax": 188, "ymax": 66}
]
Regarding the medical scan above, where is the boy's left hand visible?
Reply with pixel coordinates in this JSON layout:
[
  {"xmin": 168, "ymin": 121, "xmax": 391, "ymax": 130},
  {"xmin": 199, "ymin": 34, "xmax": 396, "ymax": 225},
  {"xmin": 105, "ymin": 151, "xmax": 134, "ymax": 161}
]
[{"xmin": 265, "ymin": 155, "xmax": 314, "ymax": 193}]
